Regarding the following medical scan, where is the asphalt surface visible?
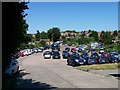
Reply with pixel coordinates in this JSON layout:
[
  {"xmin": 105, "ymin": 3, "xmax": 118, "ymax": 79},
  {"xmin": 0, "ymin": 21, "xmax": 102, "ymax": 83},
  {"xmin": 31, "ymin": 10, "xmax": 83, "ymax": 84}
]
[{"xmin": 15, "ymin": 46, "xmax": 119, "ymax": 89}]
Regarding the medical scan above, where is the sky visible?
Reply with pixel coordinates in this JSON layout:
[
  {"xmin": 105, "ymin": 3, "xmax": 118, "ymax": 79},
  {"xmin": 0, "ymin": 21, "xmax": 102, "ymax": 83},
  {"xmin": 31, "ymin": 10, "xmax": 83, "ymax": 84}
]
[{"xmin": 25, "ymin": 2, "xmax": 118, "ymax": 34}]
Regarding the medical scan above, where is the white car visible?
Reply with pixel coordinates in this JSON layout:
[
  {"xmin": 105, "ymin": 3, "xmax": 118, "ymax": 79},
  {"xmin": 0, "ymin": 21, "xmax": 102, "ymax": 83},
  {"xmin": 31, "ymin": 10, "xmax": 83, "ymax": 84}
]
[
  {"xmin": 27, "ymin": 49, "xmax": 33, "ymax": 55},
  {"xmin": 43, "ymin": 51, "xmax": 51, "ymax": 59},
  {"xmin": 38, "ymin": 48, "xmax": 43, "ymax": 52},
  {"xmin": 22, "ymin": 49, "xmax": 32, "ymax": 56},
  {"xmin": 4, "ymin": 58, "xmax": 19, "ymax": 78}
]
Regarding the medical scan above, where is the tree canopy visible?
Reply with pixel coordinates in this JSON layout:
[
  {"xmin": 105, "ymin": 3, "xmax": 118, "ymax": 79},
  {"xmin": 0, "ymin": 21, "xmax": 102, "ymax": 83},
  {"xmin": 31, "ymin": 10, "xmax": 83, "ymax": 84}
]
[
  {"xmin": 3, "ymin": 2, "xmax": 29, "ymax": 71},
  {"xmin": 47, "ymin": 27, "xmax": 61, "ymax": 42}
]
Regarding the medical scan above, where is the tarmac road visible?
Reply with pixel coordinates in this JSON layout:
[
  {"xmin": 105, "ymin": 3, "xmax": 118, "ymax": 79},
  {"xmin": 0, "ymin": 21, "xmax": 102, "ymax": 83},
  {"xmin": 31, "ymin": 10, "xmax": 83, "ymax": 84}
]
[{"xmin": 15, "ymin": 46, "xmax": 119, "ymax": 89}]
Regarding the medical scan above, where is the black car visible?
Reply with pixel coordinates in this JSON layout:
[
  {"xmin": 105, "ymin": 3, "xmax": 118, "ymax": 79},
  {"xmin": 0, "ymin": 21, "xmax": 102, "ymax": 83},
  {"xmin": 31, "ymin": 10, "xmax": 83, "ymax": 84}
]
[
  {"xmin": 51, "ymin": 44, "xmax": 60, "ymax": 51},
  {"xmin": 65, "ymin": 47, "xmax": 70, "ymax": 52},
  {"xmin": 62, "ymin": 50, "xmax": 70, "ymax": 59},
  {"xmin": 52, "ymin": 51, "xmax": 61, "ymax": 59}
]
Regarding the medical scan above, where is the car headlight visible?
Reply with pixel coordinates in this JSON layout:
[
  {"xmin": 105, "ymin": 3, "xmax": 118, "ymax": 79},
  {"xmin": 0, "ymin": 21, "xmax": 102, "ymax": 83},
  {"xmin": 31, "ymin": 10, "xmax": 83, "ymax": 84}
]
[
  {"xmin": 75, "ymin": 59, "xmax": 79, "ymax": 62},
  {"xmin": 84, "ymin": 59, "xmax": 86, "ymax": 62}
]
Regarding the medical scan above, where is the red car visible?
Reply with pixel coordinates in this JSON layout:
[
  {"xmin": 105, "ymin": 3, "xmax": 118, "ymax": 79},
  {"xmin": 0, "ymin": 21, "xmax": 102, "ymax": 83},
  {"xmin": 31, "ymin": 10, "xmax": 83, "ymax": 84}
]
[
  {"xmin": 71, "ymin": 48, "xmax": 76, "ymax": 52},
  {"xmin": 18, "ymin": 51, "xmax": 24, "ymax": 57}
]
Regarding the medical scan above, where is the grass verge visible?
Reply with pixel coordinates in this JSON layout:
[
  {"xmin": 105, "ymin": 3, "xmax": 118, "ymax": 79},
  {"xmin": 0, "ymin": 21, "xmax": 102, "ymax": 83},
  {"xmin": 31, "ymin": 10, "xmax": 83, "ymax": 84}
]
[{"xmin": 75, "ymin": 63, "xmax": 120, "ymax": 71}]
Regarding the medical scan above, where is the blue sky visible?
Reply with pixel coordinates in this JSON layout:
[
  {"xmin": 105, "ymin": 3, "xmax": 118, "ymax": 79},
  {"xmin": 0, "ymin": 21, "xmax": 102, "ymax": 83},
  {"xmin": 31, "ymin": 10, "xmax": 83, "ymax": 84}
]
[{"xmin": 25, "ymin": 2, "xmax": 118, "ymax": 34}]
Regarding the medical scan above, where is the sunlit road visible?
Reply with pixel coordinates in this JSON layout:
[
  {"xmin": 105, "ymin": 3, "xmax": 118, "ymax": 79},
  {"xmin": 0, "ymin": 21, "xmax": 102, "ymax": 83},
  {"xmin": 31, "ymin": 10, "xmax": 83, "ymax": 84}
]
[{"xmin": 15, "ymin": 46, "xmax": 118, "ymax": 89}]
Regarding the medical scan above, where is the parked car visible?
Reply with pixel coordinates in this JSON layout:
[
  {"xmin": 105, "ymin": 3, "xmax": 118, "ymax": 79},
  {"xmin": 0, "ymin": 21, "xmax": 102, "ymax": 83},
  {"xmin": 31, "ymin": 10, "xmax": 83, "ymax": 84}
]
[
  {"xmin": 43, "ymin": 51, "xmax": 52, "ymax": 59},
  {"xmin": 51, "ymin": 44, "xmax": 60, "ymax": 51},
  {"xmin": 91, "ymin": 49, "xmax": 97, "ymax": 54},
  {"xmin": 52, "ymin": 51, "xmax": 61, "ymax": 59},
  {"xmin": 33, "ymin": 48, "xmax": 38, "ymax": 53},
  {"xmin": 98, "ymin": 54, "xmax": 107, "ymax": 64},
  {"xmin": 99, "ymin": 48, "xmax": 104, "ymax": 54},
  {"xmin": 18, "ymin": 51, "xmax": 24, "ymax": 57},
  {"xmin": 102, "ymin": 52, "xmax": 110, "ymax": 62},
  {"xmin": 88, "ymin": 53, "xmax": 99, "ymax": 64},
  {"xmin": 71, "ymin": 48, "xmax": 76, "ymax": 52},
  {"xmin": 76, "ymin": 46, "xmax": 81, "ymax": 51},
  {"xmin": 67, "ymin": 53, "xmax": 86, "ymax": 66},
  {"xmin": 3, "ymin": 57, "xmax": 19, "ymax": 78},
  {"xmin": 38, "ymin": 48, "xmax": 43, "ymax": 52},
  {"xmin": 62, "ymin": 50, "xmax": 70, "ymax": 59},
  {"xmin": 65, "ymin": 47, "xmax": 70, "ymax": 52},
  {"xmin": 81, "ymin": 51, "xmax": 89, "ymax": 64},
  {"xmin": 109, "ymin": 52, "xmax": 120, "ymax": 63}
]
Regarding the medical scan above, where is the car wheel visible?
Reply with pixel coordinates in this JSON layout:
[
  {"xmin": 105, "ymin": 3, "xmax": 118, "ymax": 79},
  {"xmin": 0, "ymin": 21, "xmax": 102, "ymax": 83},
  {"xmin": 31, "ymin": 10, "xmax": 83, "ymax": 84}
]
[
  {"xmin": 72, "ymin": 63, "xmax": 75, "ymax": 67},
  {"xmin": 67, "ymin": 60, "xmax": 69, "ymax": 65}
]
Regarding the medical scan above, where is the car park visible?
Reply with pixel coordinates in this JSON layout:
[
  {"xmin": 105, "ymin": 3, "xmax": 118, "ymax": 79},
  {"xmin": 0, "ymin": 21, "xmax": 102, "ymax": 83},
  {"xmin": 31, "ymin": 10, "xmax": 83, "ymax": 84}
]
[
  {"xmin": 3, "ymin": 56, "xmax": 19, "ymax": 78},
  {"xmin": 43, "ymin": 51, "xmax": 52, "ymax": 59},
  {"xmin": 62, "ymin": 50, "xmax": 70, "ymax": 59},
  {"xmin": 67, "ymin": 52, "xmax": 86, "ymax": 66},
  {"xmin": 88, "ymin": 53, "xmax": 99, "ymax": 64},
  {"xmin": 52, "ymin": 51, "xmax": 61, "ymax": 59}
]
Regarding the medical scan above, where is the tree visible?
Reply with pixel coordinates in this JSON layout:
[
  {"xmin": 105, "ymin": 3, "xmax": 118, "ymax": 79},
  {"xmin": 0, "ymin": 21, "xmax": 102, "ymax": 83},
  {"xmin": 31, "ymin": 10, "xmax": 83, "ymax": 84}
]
[
  {"xmin": 3, "ymin": 2, "xmax": 29, "ymax": 71},
  {"xmin": 99, "ymin": 31, "xmax": 105, "ymax": 43},
  {"xmin": 104, "ymin": 31, "xmax": 113, "ymax": 45},
  {"xmin": 88, "ymin": 29, "xmax": 91, "ymax": 33},
  {"xmin": 40, "ymin": 40, "xmax": 46, "ymax": 46},
  {"xmin": 47, "ymin": 27, "xmax": 61, "ymax": 42},
  {"xmin": 24, "ymin": 34, "xmax": 33, "ymax": 43},
  {"xmin": 40, "ymin": 31, "xmax": 48, "ymax": 39},
  {"xmin": 35, "ymin": 30, "xmax": 40, "ymax": 41},
  {"xmin": 89, "ymin": 30, "xmax": 98, "ymax": 41},
  {"xmin": 113, "ymin": 30, "xmax": 118, "ymax": 36}
]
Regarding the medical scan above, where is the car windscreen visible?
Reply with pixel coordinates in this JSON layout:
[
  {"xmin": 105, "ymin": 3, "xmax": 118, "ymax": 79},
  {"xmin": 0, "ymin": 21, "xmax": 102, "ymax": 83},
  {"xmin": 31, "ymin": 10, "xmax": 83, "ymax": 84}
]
[
  {"xmin": 53, "ymin": 52, "xmax": 59, "ymax": 55},
  {"xmin": 92, "ymin": 53, "xmax": 98, "ymax": 58}
]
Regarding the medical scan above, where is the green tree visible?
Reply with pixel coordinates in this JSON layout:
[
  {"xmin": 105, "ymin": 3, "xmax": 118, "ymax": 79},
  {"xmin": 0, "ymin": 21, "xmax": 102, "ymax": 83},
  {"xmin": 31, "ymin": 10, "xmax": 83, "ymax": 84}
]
[
  {"xmin": 89, "ymin": 30, "xmax": 98, "ymax": 41},
  {"xmin": 40, "ymin": 40, "xmax": 46, "ymax": 46},
  {"xmin": 24, "ymin": 34, "xmax": 33, "ymax": 43},
  {"xmin": 35, "ymin": 30, "xmax": 40, "ymax": 41},
  {"xmin": 3, "ymin": 2, "xmax": 29, "ymax": 71},
  {"xmin": 47, "ymin": 27, "xmax": 61, "ymax": 42},
  {"xmin": 40, "ymin": 31, "xmax": 48, "ymax": 39},
  {"xmin": 113, "ymin": 30, "xmax": 118, "ymax": 36}
]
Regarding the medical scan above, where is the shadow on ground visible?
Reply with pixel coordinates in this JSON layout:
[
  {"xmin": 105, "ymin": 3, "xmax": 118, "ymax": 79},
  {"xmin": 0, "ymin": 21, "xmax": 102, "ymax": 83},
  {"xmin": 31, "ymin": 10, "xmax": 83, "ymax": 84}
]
[
  {"xmin": 109, "ymin": 74, "xmax": 120, "ymax": 80},
  {"xmin": 2, "ymin": 69, "xmax": 57, "ymax": 90}
]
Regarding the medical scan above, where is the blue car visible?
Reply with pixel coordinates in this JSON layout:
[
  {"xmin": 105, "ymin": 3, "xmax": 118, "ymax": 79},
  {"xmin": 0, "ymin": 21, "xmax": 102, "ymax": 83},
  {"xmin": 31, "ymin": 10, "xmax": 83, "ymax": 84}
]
[
  {"xmin": 62, "ymin": 50, "xmax": 70, "ymax": 59},
  {"xmin": 98, "ymin": 55, "xmax": 107, "ymax": 64},
  {"xmin": 81, "ymin": 51, "xmax": 89, "ymax": 64},
  {"xmin": 88, "ymin": 53, "xmax": 99, "ymax": 64},
  {"xmin": 67, "ymin": 53, "xmax": 86, "ymax": 66},
  {"xmin": 109, "ymin": 52, "xmax": 119, "ymax": 63}
]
